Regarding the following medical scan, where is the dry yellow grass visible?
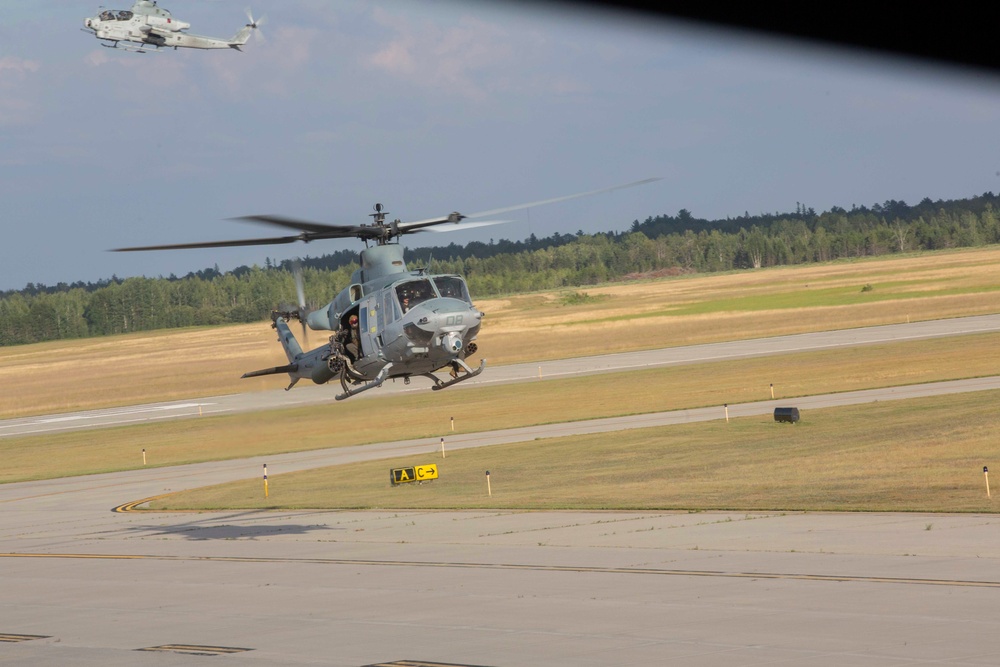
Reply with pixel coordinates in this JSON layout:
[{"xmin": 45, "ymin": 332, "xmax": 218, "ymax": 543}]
[
  {"xmin": 0, "ymin": 325, "xmax": 288, "ymax": 418},
  {"xmin": 151, "ymin": 390, "xmax": 1000, "ymax": 513},
  {"xmin": 2, "ymin": 246, "xmax": 999, "ymax": 419},
  {"xmin": 475, "ymin": 247, "xmax": 1000, "ymax": 361},
  {"xmin": 4, "ymin": 247, "xmax": 1000, "ymax": 513},
  {"xmin": 5, "ymin": 332, "xmax": 1000, "ymax": 484}
]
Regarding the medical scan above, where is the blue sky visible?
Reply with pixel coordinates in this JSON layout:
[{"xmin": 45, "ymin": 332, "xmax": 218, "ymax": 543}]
[{"xmin": 3, "ymin": 1, "xmax": 1000, "ymax": 290}]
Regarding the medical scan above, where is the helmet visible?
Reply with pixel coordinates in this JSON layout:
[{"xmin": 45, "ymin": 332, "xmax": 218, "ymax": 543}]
[{"xmin": 349, "ymin": 315, "xmax": 358, "ymax": 325}]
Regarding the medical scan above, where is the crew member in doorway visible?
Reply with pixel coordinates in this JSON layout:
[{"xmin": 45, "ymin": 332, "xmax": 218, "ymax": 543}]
[{"xmin": 346, "ymin": 314, "xmax": 360, "ymax": 361}]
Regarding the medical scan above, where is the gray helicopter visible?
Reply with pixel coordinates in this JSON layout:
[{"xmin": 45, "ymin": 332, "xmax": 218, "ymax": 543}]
[
  {"xmin": 83, "ymin": 1, "xmax": 261, "ymax": 53},
  {"xmin": 113, "ymin": 179, "xmax": 658, "ymax": 400}
]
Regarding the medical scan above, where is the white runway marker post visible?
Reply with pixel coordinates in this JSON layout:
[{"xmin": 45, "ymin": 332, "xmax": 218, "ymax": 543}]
[
  {"xmin": 440, "ymin": 437, "xmax": 446, "ymax": 459},
  {"xmin": 985, "ymin": 466, "xmax": 991, "ymax": 499},
  {"xmin": 486, "ymin": 470, "xmax": 492, "ymax": 497},
  {"xmin": 142, "ymin": 448, "xmax": 146, "ymax": 465},
  {"xmin": 450, "ymin": 416, "xmax": 454, "ymax": 432},
  {"xmin": 724, "ymin": 403, "xmax": 729, "ymax": 423},
  {"xmin": 770, "ymin": 383, "xmax": 774, "ymax": 399}
]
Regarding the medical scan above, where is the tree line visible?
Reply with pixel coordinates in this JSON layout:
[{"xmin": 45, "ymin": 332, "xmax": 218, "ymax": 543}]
[{"xmin": 3, "ymin": 192, "xmax": 999, "ymax": 346}]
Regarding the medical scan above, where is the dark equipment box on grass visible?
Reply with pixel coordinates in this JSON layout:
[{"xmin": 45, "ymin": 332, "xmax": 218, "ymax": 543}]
[{"xmin": 773, "ymin": 407, "xmax": 800, "ymax": 423}]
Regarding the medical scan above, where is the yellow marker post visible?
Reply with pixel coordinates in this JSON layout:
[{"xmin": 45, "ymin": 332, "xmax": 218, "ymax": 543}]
[
  {"xmin": 770, "ymin": 383, "xmax": 774, "ymax": 399},
  {"xmin": 440, "ymin": 437, "xmax": 446, "ymax": 459},
  {"xmin": 450, "ymin": 416, "xmax": 454, "ymax": 432},
  {"xmin": 985, "ymin": 466, "xmax": 991, "ymax": 499},
  {"xmin": 142, "ymin": 448, "xmax": 146, "ymax": 465},
  {"xmin": 263, "ymin": 464, "xmax": 269, "ymax": 499},
  {"xmin": 486, "ymin": 470, "xmax": 492, "ymax": 497},
  {"xmin": 724, "ymin": 403, "xmax": 729, "ymax": 423}
]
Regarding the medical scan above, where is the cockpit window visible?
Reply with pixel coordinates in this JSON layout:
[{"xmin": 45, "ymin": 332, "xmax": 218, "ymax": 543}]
[
  {"xmin": 395, "ymin": 279, "xmax": 435, "ymax": 313},
  {"xmin": 117, "ymin": 10, "xmax": 133, "ymax": 20},
  {"xmin": 433, "ymin": 276, "xmax": 471, "ymax": 303}
]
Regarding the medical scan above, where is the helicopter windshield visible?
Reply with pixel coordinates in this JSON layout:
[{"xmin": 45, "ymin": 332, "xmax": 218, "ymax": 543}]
[
  {"xmin": 98, "ymin": 9, "xmax": 132, "ymax": 20},
  {"xmin": 433, "ymin": 276, "xmax": 472, "ymax": 303},
  {"xmin": 395, "ymin": 279, "xmax": 435, "ymax": 313}
]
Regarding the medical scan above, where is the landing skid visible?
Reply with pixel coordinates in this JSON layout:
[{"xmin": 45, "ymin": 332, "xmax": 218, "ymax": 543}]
[
  {"xmin": 424, "ymin": 359, "xmax": 486, "ymax": 391},
  {"xmin": 335, "ymin": 363, "xmax": 393, "ymax": 401}
]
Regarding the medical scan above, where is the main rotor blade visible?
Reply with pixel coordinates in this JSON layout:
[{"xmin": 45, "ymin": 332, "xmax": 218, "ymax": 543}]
[
  {"xmin": 394, "ymin": 213, "xmax": 464, "ymax": 233},
  {"xmin": 467, "ymin": 177, "xmax": 662, "ymax": 219},
  {"xmin": 112, "ymin": 235, "xmax": 302, "ymax": 251},
  {"xmin": 234, "ymin": 215, "xmax": 344, "ymax": 234},
  {"xmin": 233, "ymin": 214, "xmax": 385, "ymax": 240},
  {"xmin": 414, "ymin": 219, "xmax": 512, "ymax": 233},
  {"xmin": 395, "ymin": 177, "xmax": 661, "ymax": 234},
  {"xmin": 114, "ymin": 177, "xmax": 661, "ymax": 252}
]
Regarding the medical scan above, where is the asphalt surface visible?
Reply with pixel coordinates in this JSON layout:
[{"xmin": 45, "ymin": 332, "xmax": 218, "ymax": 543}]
[{"xmin": 3, "ymin": 315, "xmax": 1000, "ymax": 665}]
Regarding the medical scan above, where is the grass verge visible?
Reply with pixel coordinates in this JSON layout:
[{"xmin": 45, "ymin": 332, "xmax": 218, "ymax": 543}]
[
  {"xmin": 4, "ymin": 332, "xmax": 1000, "ymax": 484},
  {"xmin": 150, "ymin": 390, "xmax": 1000, "ymax": 513}
]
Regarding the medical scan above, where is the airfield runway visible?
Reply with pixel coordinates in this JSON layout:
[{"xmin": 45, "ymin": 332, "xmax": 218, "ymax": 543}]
[
  {"xmin": 3, "ymin": 316, "xmax": 1000, "ymax": 665},
  {"xmin": 4, "ymin": 312, "xmax": 1000, "ymax": 438}
]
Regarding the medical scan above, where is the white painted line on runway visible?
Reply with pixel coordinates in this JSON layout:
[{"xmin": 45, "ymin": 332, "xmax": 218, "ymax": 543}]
[
  {"xmin": 32, "ymin": 403, "xmax": 213, "ymax": 424},
  {"xmin": 0, "ymin": 402, "xmax": 219, "ymax": 431}
]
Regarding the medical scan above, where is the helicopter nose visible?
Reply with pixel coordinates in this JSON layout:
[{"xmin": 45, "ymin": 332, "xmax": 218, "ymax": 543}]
[
  {"xmin": 403, "ymin": 299, "xmax": 481, "ymax": 347},
  {"xmin": 85, "ymin": 18, "xmax": 92, "ymax": 28}
]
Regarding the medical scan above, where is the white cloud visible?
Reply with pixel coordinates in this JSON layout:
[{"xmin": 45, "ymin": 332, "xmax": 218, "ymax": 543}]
[
  {"xmin": 0, "ymin": 57, "xmax": 41, "ymax": 125},
  {"xmin": 205, "ymin": 25, "xmax": 322, "ymax": 96},
  {"xmin": 0, "ymin": 56, "xmax": 40, "ymax": 77},
  {"xmin": 366, "ymin": 8, "xmax": 514, "ymax": 100},
  {"xmin": 84, "ymin": 50, "xmax": 113, "ymax": 68}
]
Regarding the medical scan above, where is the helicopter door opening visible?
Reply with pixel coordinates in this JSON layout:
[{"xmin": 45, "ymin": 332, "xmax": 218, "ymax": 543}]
[{"xmin": 357, "ymin": 296, "xmax": 382, "ymax": 366}]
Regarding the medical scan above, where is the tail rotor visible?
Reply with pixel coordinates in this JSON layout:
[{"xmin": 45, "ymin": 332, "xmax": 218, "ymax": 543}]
[
  {"xmin": 291, "ymin": 258, "xmax": 309, "ymax": 346},
  {"xmin": 245, "ymin": 8, "xmax": 266, "ymax": 42}
]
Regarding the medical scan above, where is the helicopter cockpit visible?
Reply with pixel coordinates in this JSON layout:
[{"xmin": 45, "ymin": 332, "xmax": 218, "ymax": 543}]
[
  {"xmin": 395, "ymin": 276, "xmax": 472, "ymax": 314},
  {"xmin": 98, "ymin": 10, "xmax": 133, "ymax": 20},
  {"xmin": 432, "ymin": 276, "xmax": 472, "ymax": 303},
  {"xmin": 395, "ymin": 279, "xmax": 434, "ymax": 313}
]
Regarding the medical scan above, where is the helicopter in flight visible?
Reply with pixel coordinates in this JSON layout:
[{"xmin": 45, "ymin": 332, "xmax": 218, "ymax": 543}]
[
  {"xmin": 83, "ymin": 1, "xmax": 262, "ymax": 52},
  {"xmin": 113, "ymin": 178, "xmax": 659, "ymax": 400}
]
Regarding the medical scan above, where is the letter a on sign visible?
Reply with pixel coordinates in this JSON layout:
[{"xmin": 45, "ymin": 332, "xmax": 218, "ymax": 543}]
[{"xmin": 392, "ymin": 467, "xmax": 416, "ymax": 484}]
